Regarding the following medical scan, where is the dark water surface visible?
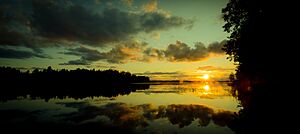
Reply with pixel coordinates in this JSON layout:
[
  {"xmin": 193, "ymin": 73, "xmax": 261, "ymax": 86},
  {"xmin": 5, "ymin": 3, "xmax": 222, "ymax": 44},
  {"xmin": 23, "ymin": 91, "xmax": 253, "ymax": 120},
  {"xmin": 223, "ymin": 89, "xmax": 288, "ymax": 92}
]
[{"xmin": 0, "ymin": 82, "xmax": 240, "ymax": 133}]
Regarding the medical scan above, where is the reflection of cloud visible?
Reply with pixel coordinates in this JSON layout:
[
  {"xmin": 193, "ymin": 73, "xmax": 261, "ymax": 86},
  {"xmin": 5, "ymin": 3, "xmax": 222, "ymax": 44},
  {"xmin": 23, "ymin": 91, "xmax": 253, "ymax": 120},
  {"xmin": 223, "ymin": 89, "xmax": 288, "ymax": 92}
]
[{"xmin": 0, "ymin": 102, "xmax": 234, "ymax": 132}]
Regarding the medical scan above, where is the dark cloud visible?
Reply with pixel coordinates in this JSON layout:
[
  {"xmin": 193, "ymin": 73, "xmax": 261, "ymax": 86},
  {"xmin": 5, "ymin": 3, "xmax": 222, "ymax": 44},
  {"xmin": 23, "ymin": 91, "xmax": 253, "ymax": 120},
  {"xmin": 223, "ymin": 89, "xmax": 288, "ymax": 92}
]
[
  {"xmin": 0, "ymin": 47, "xmax": 48, "ymax": 59},
  {"xmin": 59, "ymin": 59, "xmax": 90, "ymax": 65},
  {"xmin": 31, "ymin": 2, "xmax": 191, "ymax": 45},
  {"xmin": 207, "ymin": 40, "xmax": 227, "ymax": 54},
  {"xmin": 164, "ymin": 41, "xmax": 208, "ymax": 62},
  {"xmin": 1, "ymin": 0, "xmax": 228, "ymax": 65},
  {"xmin": 163, "ymin": 40, "xmax": 226, "ymax": 62},
  {"xmin": 103, "ymin": 41, "xmax": 148, "ymax": 63},
  {"xmin": 64, "ymin": 47, "xmax": 104, "ymax": 62},
  {"xmin": 0, "ymin": 0, "xmax": 192, "ymax": 60},
  {"xmin": 86, "ymin": 64, "xmax": 116, "ymax": 69},
  {"xmin": 141, "ymin": 47, "xmax": 164, "ymax": 62},
  {"xmin": 140, "ymin": 12, "xmax": 193, "ymax": 32},
  {"xmin": 0, "ymin": 0, "xmax": 41, "ymax": 52},
  {"xmin": 60, "ymin": 46, "xmax": 104, "ymax": 65}
]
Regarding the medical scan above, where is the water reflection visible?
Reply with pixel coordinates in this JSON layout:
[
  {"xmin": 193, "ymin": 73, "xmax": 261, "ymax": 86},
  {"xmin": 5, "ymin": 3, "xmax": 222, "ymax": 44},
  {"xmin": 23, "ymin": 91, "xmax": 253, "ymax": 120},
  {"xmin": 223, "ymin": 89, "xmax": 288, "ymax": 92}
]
[
  {"xmin": 0, "ymin": 82, "xmax": 239, "ymax": 133},
  {"xmin": 0, "ymin": 84, "xmax": 150, "ymax": 101},
  {"xmin": 0, "ymin": 101, "xmax": 235, "ymax": 133}
]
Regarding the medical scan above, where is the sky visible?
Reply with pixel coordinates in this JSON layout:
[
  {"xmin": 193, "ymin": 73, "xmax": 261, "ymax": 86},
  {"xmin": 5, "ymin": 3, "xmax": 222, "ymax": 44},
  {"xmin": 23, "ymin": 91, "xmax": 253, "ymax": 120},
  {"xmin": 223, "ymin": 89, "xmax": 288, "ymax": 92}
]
[{"xmin": 0, "ymin": 0, "xmax": 235, "ymax": 80}]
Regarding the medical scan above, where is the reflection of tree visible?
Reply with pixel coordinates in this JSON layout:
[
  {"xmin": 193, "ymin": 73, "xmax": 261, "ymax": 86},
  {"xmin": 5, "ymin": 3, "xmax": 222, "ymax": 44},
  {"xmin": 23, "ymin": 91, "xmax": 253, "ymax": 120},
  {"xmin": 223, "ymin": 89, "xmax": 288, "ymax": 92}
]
[
  {"xmin": 0, "ymin": 66, "xmax": 150, "ymax": 101},
  {"xmin": 0, "ymin": 102, "xmax": 235, "ymax": 132},
  {"xmin": 74, "ymin": 103, "xmax": 234, "ymax": 129},
  {"xmin": 165, "ymin": 104, "xmax": 213, "ymax": 127},
  {"xmin": 212, "ymin": 111, "xmax": 234, "ymax": 127}
]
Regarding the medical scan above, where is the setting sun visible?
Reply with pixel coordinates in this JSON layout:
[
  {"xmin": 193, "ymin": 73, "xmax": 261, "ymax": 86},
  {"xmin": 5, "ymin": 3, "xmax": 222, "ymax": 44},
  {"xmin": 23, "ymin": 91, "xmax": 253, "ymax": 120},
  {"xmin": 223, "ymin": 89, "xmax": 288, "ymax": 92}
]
[{"xmin": 202, "ymin": 74, "xmax": 209, "ymax": 80}]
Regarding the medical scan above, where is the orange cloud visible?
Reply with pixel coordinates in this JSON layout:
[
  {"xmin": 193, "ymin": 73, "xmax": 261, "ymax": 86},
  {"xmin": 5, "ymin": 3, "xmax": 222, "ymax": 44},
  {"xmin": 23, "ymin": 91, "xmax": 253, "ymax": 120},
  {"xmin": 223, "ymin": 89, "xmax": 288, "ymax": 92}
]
[{"xmin": 142, "ymin": 0, "xmax": 158, "ymax": 12}]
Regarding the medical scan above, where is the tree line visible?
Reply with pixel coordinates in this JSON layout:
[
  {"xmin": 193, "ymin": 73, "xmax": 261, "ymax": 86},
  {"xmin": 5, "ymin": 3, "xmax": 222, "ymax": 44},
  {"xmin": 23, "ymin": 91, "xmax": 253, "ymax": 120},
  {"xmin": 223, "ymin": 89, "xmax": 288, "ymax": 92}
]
[{"xmin": 0, "ymin": 66, "xmax": 150, "ymax": 100}]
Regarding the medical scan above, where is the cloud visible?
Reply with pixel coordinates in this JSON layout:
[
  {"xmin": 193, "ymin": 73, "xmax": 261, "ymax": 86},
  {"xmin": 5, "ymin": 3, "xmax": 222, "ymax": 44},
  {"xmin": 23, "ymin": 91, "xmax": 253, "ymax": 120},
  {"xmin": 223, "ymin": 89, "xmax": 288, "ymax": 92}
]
[
  {"xmin": 142, "ymin": 0, "xmax": 158, "ymax": 12},
  {"xmin": 122, "ymin": 0, "xmax": 133, "ymax": 7},
  {"xmin": 139, "ymin": 12, "xmax": 193, "ymax": 32},
  {"xmin": 0, "ymin": 0, "xmax": 192, "ymax": 58},
  {"xmin": 0, "ymin": 47, "xmax": 49, "ymax": 59},
  {"xmin": 60, "ymin": 41, "xmax": 148, "ymax": 65},
  {"xmin": 100, "ymin": 41, "xmax": 148, "ymax": 64},
  {"xmin": 208, "ymin": 40, "xmax": 227, "ymax": 54},
  {"xmin": 0, "ymin": 0, "xmax": 200, "ymax": 66},
  {"xmin": 59, "ymin": 59, "xmax": 90, "ymax": 65},
  {"xmin": 60, "ymin": 40, "xmax": 226, "ymax": 65},
  {"xmin": 60, "ymin": 46, "xmax": 104, "ymax": 65},
  {"xmin": 141, "ymin": 40, "xmax": 226, "ymax": 63},
  {"xmin": 164, "ymin": 40, "xmax": 226, "ymax": 62},
  {"xmin": 64, "ymin": 47, "xmax": 104, "ymax": 62},
  {"xmin": 141, "ymin": 47, "xmax": 164, "ymax": 62}
]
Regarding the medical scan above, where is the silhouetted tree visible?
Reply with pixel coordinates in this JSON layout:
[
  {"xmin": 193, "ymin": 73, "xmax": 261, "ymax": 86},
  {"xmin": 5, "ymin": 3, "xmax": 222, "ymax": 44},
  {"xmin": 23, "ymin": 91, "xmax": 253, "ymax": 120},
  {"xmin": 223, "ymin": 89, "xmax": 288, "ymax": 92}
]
[
  {"xmin": 222, "ymin": 0, "xmax": 290, "ymax": 133},
  {"xmin": 222, "ymin": 0, "xmax": 273, "ymax": 85},
  {"xmin": 0, "ymin": 66, "xmax": 150, "ymax": 100}
]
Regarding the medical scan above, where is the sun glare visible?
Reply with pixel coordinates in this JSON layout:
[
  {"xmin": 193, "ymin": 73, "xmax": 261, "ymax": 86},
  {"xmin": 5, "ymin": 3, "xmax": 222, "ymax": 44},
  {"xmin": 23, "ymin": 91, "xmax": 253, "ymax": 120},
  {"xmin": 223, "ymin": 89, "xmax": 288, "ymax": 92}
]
[
  {"xmin": 203, "ymin": 85, "xmax": 210, "ymax": 91},
  {"xmin": 202, "ymin": 74, "xmax": 209, "ymax": 80}
]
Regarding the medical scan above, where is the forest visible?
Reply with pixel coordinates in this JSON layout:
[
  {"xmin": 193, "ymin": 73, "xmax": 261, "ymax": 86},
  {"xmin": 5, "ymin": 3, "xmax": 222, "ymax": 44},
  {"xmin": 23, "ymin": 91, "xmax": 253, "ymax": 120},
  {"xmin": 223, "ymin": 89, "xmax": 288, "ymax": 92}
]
[{"xmin": 0, "ymin": 66, "xmax": 150, "ymax": 100}]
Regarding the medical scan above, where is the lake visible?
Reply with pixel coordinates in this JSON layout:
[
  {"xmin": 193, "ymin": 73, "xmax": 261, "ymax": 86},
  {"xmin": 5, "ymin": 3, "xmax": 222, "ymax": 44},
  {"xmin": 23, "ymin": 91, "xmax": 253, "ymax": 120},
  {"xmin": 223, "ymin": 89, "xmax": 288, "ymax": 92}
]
[{"xmin": 0, "ymin": 81, "xmax": 240, "ymax": 133}]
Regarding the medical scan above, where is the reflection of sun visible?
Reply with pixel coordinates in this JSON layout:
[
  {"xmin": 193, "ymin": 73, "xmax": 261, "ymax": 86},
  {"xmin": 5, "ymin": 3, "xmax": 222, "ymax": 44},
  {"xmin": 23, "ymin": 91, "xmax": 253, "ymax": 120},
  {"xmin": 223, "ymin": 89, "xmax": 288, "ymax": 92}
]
[
  {"xmin": 202, "ymin": 74, "xmax": 209, "ymax": 80},
  {"xmin": 203, "ymin": 85, "xmax": 210, "ymax": 91}
]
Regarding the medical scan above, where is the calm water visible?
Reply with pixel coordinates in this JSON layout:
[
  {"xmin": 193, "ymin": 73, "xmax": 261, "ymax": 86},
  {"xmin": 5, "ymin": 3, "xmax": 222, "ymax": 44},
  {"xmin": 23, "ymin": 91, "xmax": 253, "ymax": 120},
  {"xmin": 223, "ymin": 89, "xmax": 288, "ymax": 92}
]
[{"xmin": 0, "ymin": 81, "xmax": 240, "ymax": 133}]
